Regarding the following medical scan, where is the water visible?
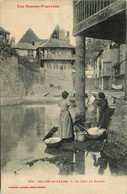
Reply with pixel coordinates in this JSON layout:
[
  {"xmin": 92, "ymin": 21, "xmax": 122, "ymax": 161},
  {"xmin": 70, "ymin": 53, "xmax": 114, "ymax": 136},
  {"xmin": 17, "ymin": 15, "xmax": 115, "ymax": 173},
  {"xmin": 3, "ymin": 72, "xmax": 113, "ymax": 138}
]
[{"xmin": 1, "ymin": 103, "xmax": 126, "ymax": 193}]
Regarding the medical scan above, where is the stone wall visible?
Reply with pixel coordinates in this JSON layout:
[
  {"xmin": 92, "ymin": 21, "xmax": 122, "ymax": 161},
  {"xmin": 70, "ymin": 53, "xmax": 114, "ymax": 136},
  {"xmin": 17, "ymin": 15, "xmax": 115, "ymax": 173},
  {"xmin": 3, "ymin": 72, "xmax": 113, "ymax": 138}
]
[
  {"xmin": 44, "ymin": 60, "xmax": 74, "ymax": 96},
  {"xmin": 103, "ymin": 100, "xmax": 127, "ymax": 160},
  {"xmin": 0, "ymin": 55, "xmax": 45, "ymax": 105},
  {"xmin": 0, "ymin": 56, "xmax": 25, "ymax": 105}
]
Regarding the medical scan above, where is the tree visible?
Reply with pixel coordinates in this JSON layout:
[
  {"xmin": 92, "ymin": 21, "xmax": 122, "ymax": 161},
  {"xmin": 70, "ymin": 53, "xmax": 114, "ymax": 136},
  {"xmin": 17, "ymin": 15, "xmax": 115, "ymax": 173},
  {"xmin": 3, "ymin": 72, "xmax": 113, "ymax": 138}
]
[{"xmin": 85, "ymin": 38, "xmax": 112, "ymax": 67}]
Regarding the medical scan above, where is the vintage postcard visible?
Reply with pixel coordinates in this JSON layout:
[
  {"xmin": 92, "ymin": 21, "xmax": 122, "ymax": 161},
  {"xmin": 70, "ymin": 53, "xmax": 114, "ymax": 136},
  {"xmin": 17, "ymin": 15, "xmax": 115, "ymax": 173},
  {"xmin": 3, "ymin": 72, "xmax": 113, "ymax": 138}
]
[{"xmin": 0, "ymin": 0, "xmax": 127, "ymax": 193}]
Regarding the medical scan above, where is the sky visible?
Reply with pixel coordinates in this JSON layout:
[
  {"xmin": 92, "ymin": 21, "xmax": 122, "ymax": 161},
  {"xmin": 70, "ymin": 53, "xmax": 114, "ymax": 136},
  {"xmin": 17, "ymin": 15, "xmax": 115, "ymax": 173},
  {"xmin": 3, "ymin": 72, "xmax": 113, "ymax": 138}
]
[{"xmin": 0, "ymin": 0, "xmax": 75, "ymax": 44}]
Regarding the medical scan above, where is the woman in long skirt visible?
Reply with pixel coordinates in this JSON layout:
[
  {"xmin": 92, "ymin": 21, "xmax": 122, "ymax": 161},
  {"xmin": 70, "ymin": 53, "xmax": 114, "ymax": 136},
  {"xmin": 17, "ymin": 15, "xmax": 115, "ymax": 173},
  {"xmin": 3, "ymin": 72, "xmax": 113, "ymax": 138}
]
[
  {"xmin": 94, "ymin": 92, "xmax": 111, "ymax": 129},
  {"xmin": 58, "ymin": 91, "xmax": 74, "ymax": 142}
]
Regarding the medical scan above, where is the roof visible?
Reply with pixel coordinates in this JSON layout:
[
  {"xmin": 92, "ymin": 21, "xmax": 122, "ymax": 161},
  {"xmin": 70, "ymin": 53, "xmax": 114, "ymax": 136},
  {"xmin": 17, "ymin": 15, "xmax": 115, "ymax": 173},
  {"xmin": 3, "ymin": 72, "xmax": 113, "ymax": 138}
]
[
  {"xmin": 39, "ymin": 39, "xmax": 75, "ymax": 49},
  {"xmin": 38, "ymin": 25, "xmax": 75, "ymax": 49},
  {"xmin": 18, "ymin": 28, "xmax": 41, "ymax": 43},
  {"xmin": 14, "ymin": 43, "xmax": 37, "ymax": 50},
  {"xmin": 14, "ymin": 40, "xmax": 47, "ymax": 50},
  {"xmin": 15, "ymin": 28, "xmax": 47, "ymax": 49},
  {"xmin": 0, "ymin": 26, "xmax": 10, "ymax": 35}
]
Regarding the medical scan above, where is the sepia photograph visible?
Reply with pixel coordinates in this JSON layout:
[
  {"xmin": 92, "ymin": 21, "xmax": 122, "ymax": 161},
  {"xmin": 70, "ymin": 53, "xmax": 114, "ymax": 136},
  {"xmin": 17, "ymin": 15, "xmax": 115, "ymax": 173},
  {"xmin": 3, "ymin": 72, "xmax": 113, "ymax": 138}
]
[{"xmin": 0, "ymin": 0, "xmax": 127, "ymax": 193}]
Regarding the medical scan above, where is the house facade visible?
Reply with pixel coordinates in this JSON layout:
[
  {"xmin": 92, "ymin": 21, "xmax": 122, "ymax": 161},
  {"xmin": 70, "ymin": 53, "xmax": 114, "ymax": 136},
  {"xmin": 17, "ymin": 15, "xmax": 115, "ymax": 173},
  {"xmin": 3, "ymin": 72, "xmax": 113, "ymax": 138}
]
[
  {"xmin": 112, "ymin": 44, "xmax": 126, "ymax": 90},
  {"xmin": 94, "ymin": 43, "xmax": 126, "ymax": 90},
  {"xmin": 72, "ymin": 0, "xmax": 126, "ymax": 119},
  {"xmin": 0, "ymin": 26, "xmax": 10, "ymax": 45},
  {"xmin": 38, "ymin": 25, "xmax": 75, "ymax": 95},
  {"xmin": 15, "ymin": 28, "xmax": 47, "ymax": 61},
  {"xmin": 95, "ymin": 49, "xmax": 112, "ymax": 90}
]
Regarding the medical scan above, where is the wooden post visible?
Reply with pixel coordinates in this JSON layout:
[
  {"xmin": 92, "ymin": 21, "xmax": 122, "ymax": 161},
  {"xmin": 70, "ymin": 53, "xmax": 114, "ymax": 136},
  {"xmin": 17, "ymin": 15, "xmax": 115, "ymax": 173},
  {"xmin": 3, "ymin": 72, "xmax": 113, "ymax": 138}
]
[
  {"xmin": 75, "ymin": 35, "xmax": 86, "ymax": 121},
  {"xmin": 125, "ymin": 7, "xmax": 127, "ymax": 100}
]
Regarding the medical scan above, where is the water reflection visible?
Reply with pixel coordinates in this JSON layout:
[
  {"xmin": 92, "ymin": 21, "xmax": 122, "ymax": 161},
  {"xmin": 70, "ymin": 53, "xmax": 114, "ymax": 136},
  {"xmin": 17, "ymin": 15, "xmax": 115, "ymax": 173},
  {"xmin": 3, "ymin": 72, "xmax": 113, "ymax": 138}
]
[
  {"xmin": 74, "ymin": 151, "xmax": 85, "ymax": 175},
  {"xmin": 1, "ymin": 105, "xmax": 46, "ymax": 171},
  {"xmin": 92, "ymin": 152, "xmax": 108, "ymax": 175},
  {"xmin": 1, "ymin": 104, "xmax": 126, "ymax": 178},
  {"xmin": 45, "ymin": 148, "xmax": 85, "ymax": 176}
]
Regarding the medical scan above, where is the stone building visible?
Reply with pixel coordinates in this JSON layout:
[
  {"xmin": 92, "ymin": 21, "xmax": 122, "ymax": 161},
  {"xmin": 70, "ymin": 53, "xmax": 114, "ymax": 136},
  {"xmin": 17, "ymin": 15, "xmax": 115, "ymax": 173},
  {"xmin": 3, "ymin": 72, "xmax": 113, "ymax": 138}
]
[
  {"xmin": 94, "ymin": 43, "xmax": 126, "ymax": 90},
  {"xmin": 94, "ymin": 49, "xmax": 111, "ymax": 90},
  {"xmin": 111, "ymin": 43, "xmax": 126, "ymax": 90},
  {"xmin": 73, "ymin": 0, "xmax": 126, "ymax": 119},
  {"xmin": 0, "ymin": 26, "xmax": 10, "ymax": 44},
  {"xmin": 15, "ymin": 28, "xmax": 47, "ymax": 61},
  {"xmin": 37, "ymin": 25, "xmax": 75, "ymax": 96}
]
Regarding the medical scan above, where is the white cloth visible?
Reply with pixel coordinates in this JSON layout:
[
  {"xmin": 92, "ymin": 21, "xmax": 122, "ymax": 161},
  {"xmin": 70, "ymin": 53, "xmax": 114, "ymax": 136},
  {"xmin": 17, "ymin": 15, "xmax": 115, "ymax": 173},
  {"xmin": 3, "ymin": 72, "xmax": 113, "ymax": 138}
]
[{"xmin": 88, "ymin": 95, "xmax": 95, "ymax": 105}]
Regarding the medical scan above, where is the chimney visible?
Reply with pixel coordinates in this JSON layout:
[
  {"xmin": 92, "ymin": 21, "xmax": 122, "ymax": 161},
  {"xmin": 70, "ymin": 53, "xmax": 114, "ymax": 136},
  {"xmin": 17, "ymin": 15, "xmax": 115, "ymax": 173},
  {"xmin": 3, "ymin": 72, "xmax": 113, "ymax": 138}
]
[
  {"xmin": 10, "ymin": 37, "xmax": 15, "ymax": 47},
  {"xmin": 59, "ymin": 29, "xmax": 65, "ymax": 40},
  {"xmin": 66, "ymin": 31, "xmax": 70, "ymax": 42}
]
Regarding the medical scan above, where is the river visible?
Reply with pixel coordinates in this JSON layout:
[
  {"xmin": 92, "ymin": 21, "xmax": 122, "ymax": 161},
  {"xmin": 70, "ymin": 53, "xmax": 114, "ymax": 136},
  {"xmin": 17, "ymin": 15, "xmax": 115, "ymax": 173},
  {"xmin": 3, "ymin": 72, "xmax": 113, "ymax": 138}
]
[{"xmin": 1, "ymin": 103, "xmax": 126, "ymax": 193}]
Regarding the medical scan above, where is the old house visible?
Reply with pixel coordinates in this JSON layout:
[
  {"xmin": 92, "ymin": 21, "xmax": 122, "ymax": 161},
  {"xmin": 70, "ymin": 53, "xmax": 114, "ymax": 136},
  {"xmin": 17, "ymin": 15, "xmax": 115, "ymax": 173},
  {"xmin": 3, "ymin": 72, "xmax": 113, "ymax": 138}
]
[
  {"xmin": 94, "ymin": 43, "xmax": 126, "ymax": 90},
  {"xmin": 111, "ymin": 43, "xmax": 126, "ymax": 90},
  {"xmin": 15, "ymin": 28, "xmax": 47, "ymax": 61},
  {"xmin": 85, "ymin": 65, "xmax": 96, "ymax": 91},
  {"xmin": 37, "ymin": 25, "xmax": 75, "ymax": 95},
  {"xmin": 0, "ymin": 26, "xmax": 10, "ymax": 44},
  {"xmin": 94, "ymin": 49, "xmax": 112, "ymax": 90},
  {"xmin": 73, "ymin": 0, "xmax": 126, "ymax": 119}
]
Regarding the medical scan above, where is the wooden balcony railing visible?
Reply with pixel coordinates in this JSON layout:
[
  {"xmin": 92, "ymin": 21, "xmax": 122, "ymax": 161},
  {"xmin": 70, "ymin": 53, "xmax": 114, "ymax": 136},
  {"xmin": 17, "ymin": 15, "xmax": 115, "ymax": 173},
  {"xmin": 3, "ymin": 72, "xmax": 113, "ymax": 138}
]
[
  {"xmin": 73, "ymin": 0, "xmax": 118, "ymax": 25},
  {"xmin": 39, "ymin": 53, "xmax": 75, "ymax": 60}
]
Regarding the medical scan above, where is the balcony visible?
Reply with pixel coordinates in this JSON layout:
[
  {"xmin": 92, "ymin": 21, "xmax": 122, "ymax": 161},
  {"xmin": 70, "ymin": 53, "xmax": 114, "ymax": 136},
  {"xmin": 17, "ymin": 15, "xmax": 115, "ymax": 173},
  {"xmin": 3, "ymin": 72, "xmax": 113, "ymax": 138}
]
[
  {"xmin": 74, "ymin": 0, "xmax": 115, "ymax": 24},
  {"xmin": 73, "ymin": 0, "xmax": 126, "ymax": 43},
  {"xmin": 39, "ymin": 53, "xmax": 75, "ymax": 61}
]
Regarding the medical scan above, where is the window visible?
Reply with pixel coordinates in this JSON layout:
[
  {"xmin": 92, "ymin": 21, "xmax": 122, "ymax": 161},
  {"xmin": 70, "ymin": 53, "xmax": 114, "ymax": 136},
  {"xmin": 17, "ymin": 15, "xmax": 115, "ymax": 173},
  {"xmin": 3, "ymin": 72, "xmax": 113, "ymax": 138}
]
[
  {"xmin": 41, "ymin": 61, "xmax": 44, "ymax": 68},
  {"xmin": 115, "ymin": 66, "xmax": 120, "ymax": 75},
  {"xmin": 28, "ymin": 50, "xmax": 33, "ymax": 58},
  {"xmin": 52, "ymin": 34, "xmax": 59, "ymax": 39},
  {"xmin": 56, "ymin": 64, "xmax": 58, "ymax": 69},
  {"xmin": 60, "ymin": 65, "xmax": 63, "ymax": 71},
  {"xmin": 68, "ymin": 64, "xmax": 71, "ymax": 69},
  {"xmin": 72, "ymin": 49, "xmax": 75, "ymax": 55},
  {"xmin": 50, "ymin": 84, "xmax": 54, "ymax": 88}
]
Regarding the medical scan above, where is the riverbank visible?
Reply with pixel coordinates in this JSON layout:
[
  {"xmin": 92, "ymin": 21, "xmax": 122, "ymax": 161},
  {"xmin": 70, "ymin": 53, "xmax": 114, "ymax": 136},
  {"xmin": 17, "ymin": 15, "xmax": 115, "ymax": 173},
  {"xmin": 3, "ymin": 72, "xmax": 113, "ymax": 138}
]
[
  {"xmin": 103, "ymin": 99, "xmax": 127, "ymax": 160},
  {"xmin": 1, "ymin": 89, "xmax": 124, "ymax": 106},
  {"xmin": 1, "ymin": 95, "xmax": 60, "ymax": 106},
  {"xmin": 1, "ymin": 91, "xmax": 126, "ymax": 165}
]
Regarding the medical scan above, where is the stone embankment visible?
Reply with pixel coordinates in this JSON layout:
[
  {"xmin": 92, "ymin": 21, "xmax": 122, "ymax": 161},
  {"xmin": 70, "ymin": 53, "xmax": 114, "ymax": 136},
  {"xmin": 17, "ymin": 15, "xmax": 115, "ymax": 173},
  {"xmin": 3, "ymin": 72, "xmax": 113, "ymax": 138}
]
[
  {"xmin": 0, "ymin": 55, "xmax": 45, "ymax": 106},
  {"xmin": 103, "ymin": 99, "xmax": 127, "ymax": 161},
  {"xmin": 0, "ymin": 56, "xmax": 24, "ymax": 105}
]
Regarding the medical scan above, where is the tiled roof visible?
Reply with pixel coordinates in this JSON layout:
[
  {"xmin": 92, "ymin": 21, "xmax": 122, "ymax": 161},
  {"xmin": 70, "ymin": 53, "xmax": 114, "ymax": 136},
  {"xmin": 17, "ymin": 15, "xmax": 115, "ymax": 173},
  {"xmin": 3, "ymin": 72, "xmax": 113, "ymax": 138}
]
[
  {"xmin": 39, "ymin": 38, "xmax": 75, "ymax": 48},
  {"xmin": 0, "ymin": 26, "xmax": 10, "ymax": 35},
  {"xmin": 15, "ymin": 28, "xmax": 47, "ymax": 49},
  {"xmin": 14, "ymin": 43, "xmax": 37, "ymax": 50},
  {"xmin": 18, "ymin": 28, "xmax": 41, "ymax": 43},
  {"xmin": 38, "ymin": 25, "xmax": 75, "ymax": 49},
  {"xmin": 14, "ymin": 41, "xmax": 47, "ymax": 50}
]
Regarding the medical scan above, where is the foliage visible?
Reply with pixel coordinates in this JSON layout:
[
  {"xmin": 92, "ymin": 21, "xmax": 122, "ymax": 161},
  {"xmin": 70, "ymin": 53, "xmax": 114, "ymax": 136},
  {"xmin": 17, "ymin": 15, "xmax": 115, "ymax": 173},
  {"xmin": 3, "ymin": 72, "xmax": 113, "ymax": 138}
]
[
  {"xmin": 0, "ymin": 40, "xmax": 44, "ymax": 89},
  {"xmin": 18, "ymin": 56, "xmax": 39, "ymax": 72},
  {"xmin": 18, "ymin": 56, "xmax": 44, "ymax": 88},
  {"xmin": 0, "ymin": 41, "xmax": 17, "ymax": 57},
  {"xmin": 85, "ymin": 38, "xmax": 112, "ymax": 67}
]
